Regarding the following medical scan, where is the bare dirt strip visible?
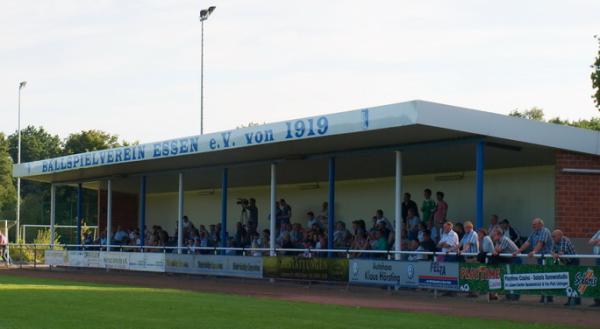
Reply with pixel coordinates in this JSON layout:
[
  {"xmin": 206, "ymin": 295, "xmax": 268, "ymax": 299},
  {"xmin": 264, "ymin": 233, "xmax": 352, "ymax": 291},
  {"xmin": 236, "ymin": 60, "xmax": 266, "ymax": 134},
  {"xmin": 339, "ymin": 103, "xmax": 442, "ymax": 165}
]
[{"xmin": 1, "ymin": 267, "xmax": 599, "ymax": 328}]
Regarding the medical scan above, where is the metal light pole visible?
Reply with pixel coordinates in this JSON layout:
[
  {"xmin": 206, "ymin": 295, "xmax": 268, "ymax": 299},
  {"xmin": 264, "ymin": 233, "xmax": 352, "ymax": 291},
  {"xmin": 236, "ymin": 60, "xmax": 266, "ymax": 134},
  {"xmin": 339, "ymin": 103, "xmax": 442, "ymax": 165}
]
[
  {"xmin": 17, "ymin": 81, "xmax": 27, "ymax": 242},
  {"xmin": 199, "ymin": 5, "xmax": 216, "ymax": 135}
]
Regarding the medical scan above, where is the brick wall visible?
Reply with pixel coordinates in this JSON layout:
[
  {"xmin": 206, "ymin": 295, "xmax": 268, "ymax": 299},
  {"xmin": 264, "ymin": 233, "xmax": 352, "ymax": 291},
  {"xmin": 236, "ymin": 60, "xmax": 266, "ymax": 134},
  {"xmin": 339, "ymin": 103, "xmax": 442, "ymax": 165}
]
[
  {"xmin": 97, "ymin": 190, "xmax": 139, "ymax": 234},
  {"xmin": 555, "ymin": 150, "xmax": 600, "ymax": 238}
]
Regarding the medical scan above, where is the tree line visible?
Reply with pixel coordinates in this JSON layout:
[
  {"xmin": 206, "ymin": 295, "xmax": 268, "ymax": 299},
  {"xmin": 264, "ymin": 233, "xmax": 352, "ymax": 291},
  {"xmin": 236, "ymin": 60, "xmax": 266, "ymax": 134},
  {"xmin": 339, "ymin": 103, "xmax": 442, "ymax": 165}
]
[{"xmin": 0, "ymin": 128, "xmax": 134, "ymax": 242}]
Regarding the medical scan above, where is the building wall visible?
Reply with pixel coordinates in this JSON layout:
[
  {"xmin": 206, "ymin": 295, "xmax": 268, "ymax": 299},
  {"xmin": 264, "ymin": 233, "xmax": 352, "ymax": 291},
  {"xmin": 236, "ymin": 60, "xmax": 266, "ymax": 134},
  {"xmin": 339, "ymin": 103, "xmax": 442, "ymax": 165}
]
[
  {"xmin": 98, "ymin": 191, "xmax": 138, "ymax": 233},
  {"xmin": 145, "ymin": 165, "xmax": 555, "ymax": 236},
  {"xmin": 555, "ymin": 151, "xmax": 600, "ymax": 239}
]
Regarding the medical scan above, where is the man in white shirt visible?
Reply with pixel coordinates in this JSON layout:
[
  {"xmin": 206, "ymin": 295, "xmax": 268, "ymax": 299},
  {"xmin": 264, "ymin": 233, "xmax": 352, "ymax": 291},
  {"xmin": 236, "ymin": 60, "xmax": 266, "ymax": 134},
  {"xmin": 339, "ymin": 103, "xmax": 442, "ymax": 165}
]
[{"xmin": 438, "ymin": 221, "xmax": 459, "ymax": 260}]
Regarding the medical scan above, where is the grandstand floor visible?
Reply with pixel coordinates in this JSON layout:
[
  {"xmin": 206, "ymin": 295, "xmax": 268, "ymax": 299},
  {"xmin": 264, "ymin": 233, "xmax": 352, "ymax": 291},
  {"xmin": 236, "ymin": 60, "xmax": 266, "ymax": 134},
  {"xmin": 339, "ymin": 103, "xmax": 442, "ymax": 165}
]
[{"xmin": 1, "ymin": 266, "xmax": 598, "ymax": 328}]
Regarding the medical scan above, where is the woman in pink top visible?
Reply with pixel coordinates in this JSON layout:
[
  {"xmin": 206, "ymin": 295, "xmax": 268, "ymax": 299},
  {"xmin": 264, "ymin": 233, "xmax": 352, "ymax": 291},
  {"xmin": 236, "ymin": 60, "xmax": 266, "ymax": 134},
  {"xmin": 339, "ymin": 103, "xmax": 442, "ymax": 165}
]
[{"xmin": 433, "ymin": 191, "xmax": 448, "ymax": 225}]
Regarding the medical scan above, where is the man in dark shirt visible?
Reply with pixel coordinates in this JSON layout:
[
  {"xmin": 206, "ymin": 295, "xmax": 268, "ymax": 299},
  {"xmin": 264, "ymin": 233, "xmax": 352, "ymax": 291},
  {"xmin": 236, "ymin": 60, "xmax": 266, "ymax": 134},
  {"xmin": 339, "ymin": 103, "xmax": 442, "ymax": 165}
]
[
  {"xmin": 419, "ymin": 230, "xmax": 437, "ymax": 260},
  {"xmin": 245, "ymin": 198, "xmax": 259, "ymax": 234},
  {"xmin": 401, "ymin": 193, "xmax": 419, "ymax": 223}
]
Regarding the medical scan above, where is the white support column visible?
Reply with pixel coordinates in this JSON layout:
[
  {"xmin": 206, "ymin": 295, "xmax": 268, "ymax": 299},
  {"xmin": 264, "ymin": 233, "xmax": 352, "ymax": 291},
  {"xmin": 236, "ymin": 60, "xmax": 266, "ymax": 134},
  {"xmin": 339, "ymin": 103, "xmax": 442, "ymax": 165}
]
[
  {"xmin": 394, "ymin": 151, "xmax": 402, "ymax": 260},
  {"xmin": 50, "ymin": 184, "xmax": 56, "ymax": 248},
  {"xmin": 177, "ymin": 173, "xmax": 184, "ymax": 254},
  {"xmin": 269, "ymin": 163, "xmax": 276, "ymax": 256},
  {"xmin": 106, "ymin": 180, "xmax": 112, "ymax": 251}
]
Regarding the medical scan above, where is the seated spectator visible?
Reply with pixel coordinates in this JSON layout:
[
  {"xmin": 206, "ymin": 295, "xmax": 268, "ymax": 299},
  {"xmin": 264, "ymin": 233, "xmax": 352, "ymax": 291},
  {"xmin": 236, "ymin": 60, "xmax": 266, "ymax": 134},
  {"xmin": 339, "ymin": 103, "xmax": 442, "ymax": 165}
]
[
  {"xmin": 333, "ymin": 221, "xmax": 352, "ymax": 249},
  {"xmin": 306, "ymin": 211, "xmax": 322, "ymax": 230},
  {"xmin": 290, "ymin": 223, "xmax": 304, "ymax": 248},
  {"xmin": 277, "ymin": 223, "xmax": 292, "ymax": 247},
  {"xmin": 406, "ymin": 208, "xmax": 420, "ymax": 241},
  {"xmin": 351, "ymin": 229, "xmax": 370, "ymax": 258},
  {"xmin": 407, "ymin": 239, "xmax": 423, "ymax": 261},
  {"xmin": 351, "ymin": 219, "xmax": 366, "ymax": 236},
  {"xmin": 113, "ymin": 226, "xmax": 129, "ymax": 245},
  {"xmin": 208, "ymin": 224, "xmax": 218, "ymax": 246},
  {"xmin": 417, "ymin": 222, "xmax": 427, "ymax": 242},
  {"xmin": 371, "ymin": 230, "xmax": 388, "ymax": 256},
  {"xmin": 374, "ymin": 209, "xmax": 393, "ymax": 232},
  {"xmin": 279, "ymin": 232, "xmax": 294, "ymax": 255},
  {"xmin": 499, "ymin": 219, "xmax": 522, "ymax": 246},
  {"xmin": 419, "ymin": 230, "xmax": 437, "ymax": 260}
]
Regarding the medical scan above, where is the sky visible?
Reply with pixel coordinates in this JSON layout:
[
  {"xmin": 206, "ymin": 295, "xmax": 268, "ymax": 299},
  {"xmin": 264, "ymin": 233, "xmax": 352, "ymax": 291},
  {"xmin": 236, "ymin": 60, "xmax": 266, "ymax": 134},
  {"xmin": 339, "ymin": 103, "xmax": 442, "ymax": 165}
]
[{"xmin": 1, "ymin": 0, "xmax": 599, "ymax": 144}]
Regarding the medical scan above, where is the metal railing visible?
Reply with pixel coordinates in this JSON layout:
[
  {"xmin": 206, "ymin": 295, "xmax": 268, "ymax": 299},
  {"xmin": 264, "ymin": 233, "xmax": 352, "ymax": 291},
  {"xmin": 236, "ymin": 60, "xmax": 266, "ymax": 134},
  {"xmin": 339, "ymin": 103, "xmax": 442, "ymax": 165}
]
[{"xmin": 6, "ymin": 242, "xmax": 600, "ymax": 260}]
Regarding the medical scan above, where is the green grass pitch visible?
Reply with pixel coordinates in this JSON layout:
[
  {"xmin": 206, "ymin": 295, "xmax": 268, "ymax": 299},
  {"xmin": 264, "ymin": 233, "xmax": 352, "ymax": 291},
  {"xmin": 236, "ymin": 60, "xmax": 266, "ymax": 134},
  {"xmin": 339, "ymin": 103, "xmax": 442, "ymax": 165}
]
[{"xmin": 0, "ymin": 275, "xmax": 581, "ymax": 329}]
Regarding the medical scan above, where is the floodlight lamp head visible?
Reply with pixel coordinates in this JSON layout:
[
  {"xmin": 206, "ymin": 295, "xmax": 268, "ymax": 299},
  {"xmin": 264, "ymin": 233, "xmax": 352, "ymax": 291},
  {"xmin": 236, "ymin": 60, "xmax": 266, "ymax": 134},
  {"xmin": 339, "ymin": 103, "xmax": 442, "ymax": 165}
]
[
  {"xmin": 19, "ymin": 81, "xmax": 27, "ymax": 89},
  {"xmin": 208, "ymin": 6, "xmax": 216, "ymax": 14}
]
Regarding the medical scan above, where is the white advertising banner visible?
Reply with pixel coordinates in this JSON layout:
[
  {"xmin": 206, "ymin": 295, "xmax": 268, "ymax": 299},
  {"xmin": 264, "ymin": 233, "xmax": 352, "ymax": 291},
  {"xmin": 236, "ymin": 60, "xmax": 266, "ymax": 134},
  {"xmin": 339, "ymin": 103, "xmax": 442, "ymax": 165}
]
[
  {"xmin": 165, "ymin": 254, "xmax": 263, "ymax": 278},
  {"xmin": 100, "ymin": 252, "xmax": 130, "ymax": 270},
  {"xmin": 67, "ymin": 251, "xmax": 88, "ymax": 267},
  {"xmin": 45, "ymin": 250, "xmax": 67, "ymax": 266},
  {"xmin": 129, "ymin": 253, "xmax": 165, "ymax": 272},
  {"xmin": 349, "ymin": 259, "xmax": 402, "ymax": 285},
  {"xmin": 165, "ymin": 253, "xmax": 195, "ymax": 273},
  {"xmin": 504, "ymin": 272, "xmax": 570, "ymax": 290}
]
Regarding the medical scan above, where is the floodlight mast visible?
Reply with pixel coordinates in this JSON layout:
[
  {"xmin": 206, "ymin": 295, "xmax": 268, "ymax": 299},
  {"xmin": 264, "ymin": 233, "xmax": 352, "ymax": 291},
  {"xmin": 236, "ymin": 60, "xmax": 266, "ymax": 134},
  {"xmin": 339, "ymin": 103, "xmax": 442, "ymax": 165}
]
[{"xmin": 199, "ymin": 6, "xmax": 216, "ymax": 135}]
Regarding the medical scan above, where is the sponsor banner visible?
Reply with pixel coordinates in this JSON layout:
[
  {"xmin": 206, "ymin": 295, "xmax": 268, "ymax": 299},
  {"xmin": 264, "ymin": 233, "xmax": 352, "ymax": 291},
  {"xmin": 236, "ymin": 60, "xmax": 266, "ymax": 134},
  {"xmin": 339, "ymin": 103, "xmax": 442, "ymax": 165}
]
[
  {"xmin": 129, "ymin": 253, "xmax": 165, "ymax": 272},
  {"xmin": 458, "ymin": 263, "xmax": 600, "ymax": 297},
  {"xmin": 194, "ymin": 255, "xmax": 263, "ymax": 278},
  {"xmin": 164, "ymin": 254, "xmax": 263, "ymax": 278},
  {"xmin": 100, "ymin": 252, "xmax": 130, "ymax": 270},
  {"xmin": 45, "ymin": 250, "xmax": 67, "ymax": 266},
  {"xmin": 349, "ymin": 259, "xmax": 402, "ymax": 286},
  {"xmin": 67, "ymin": 251, "xmax": 101, "ymax": 268},
  {"xmin": 264, "ymin": 256, "xmax": 348, "ymax": 281},
  {"xmin": 413, "ymin": 262, "xmax": 459, "ymax": 290},
  {"xmin": 504, "ymin": 272, "xmax": 569, "ymax": 290},
  {"xmin": 165, "ymin": 253, "xmax": 195, "ymax": 273},
  {"xmin": 458, "ymin": 263, "xmax": 504, "ymax": 293}
]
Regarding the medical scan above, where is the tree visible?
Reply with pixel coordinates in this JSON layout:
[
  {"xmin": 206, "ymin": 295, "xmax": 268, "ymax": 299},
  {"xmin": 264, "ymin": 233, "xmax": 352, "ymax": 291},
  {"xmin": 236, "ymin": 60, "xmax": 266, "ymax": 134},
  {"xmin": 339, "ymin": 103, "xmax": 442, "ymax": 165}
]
[
  {"xmin": 511, "ymin": 107, "xmax": 600, "ymax": 131},
  {"xmin": 0, "ymin": 133, "xmax": 16, "ymax": 220},
  {"xmin": 63, "ymin": 130, "xmax": 122, "ymax": 155},
  {"xmin": 7, "ymin": 126, "xmax": 62, "ymax": 163},
  {"xmin": 509, "ymin": 107, "xmax": 545, "ymax": 121},
  {"xmin": 593, "ymin": 35, "xmax": 600, "ymax": 110}
]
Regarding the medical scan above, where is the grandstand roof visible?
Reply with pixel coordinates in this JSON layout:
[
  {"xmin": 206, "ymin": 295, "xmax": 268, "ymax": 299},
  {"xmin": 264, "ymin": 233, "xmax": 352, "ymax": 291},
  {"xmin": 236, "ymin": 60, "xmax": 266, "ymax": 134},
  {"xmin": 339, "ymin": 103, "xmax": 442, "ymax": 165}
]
[{"xmin": 13, "ymin": 100, "xmax": 599, "ymax": 192}]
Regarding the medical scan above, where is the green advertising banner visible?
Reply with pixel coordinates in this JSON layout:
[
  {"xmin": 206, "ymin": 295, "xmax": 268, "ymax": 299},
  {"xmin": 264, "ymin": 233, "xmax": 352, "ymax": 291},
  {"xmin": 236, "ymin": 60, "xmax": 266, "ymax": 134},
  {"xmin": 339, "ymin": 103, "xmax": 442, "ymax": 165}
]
[
  {"xmin": 459, "ymin": 263, "xmax": 600, "ymax": 298},
  {"xmin": 263, "ymin": 256, "xmax": 348, "ymax": 281}
]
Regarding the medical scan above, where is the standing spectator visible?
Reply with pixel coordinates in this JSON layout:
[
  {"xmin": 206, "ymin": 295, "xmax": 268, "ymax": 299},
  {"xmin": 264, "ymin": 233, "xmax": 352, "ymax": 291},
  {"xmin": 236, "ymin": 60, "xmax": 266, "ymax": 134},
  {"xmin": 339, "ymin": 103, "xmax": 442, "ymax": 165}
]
[
  {"xmin": 459, "ymin": 221, "xmax": 479, "ymax": 258},
  {"xmin": 421, "ymin": 189, "xmax": 436, "ymax": 225},
  {"xmin": 432, "ymin": 191, "xmax": 448, "ymax": 226},
  {"xmin": 316, "ymin": 202, "xmax": 328, "ymax": 223},
  {"xmin": 491, "ymin": 228, "xmax": 521, "ymax": 301},
  {"xmin": 437, "ymin": 221, "xmax": 459, "ymax": 261},
  {"xmin": 499, "ymin": 219, "xmax": 522, "ymax": 246},
  {"xmin": 589, "ymin": 229, "xmax": 600, "ymax": 307},
  {"xmin": 402, "ymin": 193, "xmax": 419, "ymax": 222},
  {"xmin": 551, "ymin": 230, "xmax": 580, "ymax": 306},
  {"xmin": 454, "ymin": 222, "xmax": 465, "ymax": 241},
  {"xmin": 0, "ymin": 230, "xmax": 10, "ymax": 265},
  {"xmin": 492, "ymin": 228, "xmax": 520, "ymax": 260},
  {"xmin": 246, "ymin": 198, "xmax": 259, "ymax": 234},
  {"xmin": 514, "ymin": 218, "xmax": 554, "ymax": 303},
  {"xmin": 488, "ymin": 214, "xmax": 500, "ymax": 233},
  {"xmin": 280, "ymin": 199, "xmax": 292, "ymax": 225},
  {"xmin": 478, "ymin": 229, "xmax": 494, "ymax": 255}
]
